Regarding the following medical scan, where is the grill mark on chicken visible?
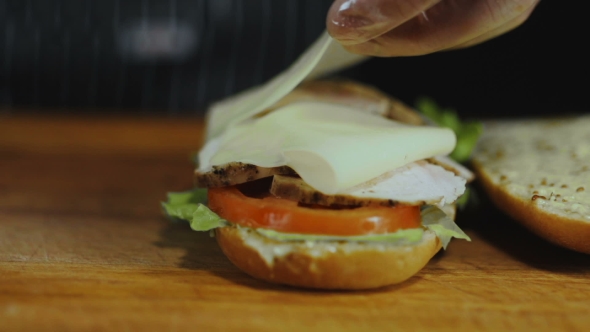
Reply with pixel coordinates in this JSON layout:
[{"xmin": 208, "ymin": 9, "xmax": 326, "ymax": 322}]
[{"xmin": 195, "ymin": 162, "xmax": 295, "ymax": 188}]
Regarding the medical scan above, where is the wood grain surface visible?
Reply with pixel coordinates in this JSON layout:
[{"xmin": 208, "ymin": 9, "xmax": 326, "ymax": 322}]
[{"xmin": 1, "ymin": 114, "xmax": 589, "ymax": 332}]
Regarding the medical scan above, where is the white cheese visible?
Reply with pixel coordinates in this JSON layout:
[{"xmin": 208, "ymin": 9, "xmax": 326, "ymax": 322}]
[
  {"xmin": 198, "ymin": 30, "xmax": 457, "ymax": 195},
  {"xmin": 205, "ymin": 31, "xmax": 366, "ymax": 140},
  {"xmin": 199, "ymin": 101, "xmax": 456, "ymax": 194}
]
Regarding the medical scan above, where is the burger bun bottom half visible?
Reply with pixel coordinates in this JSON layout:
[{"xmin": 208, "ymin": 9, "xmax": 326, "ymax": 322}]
[{"xmin": 215, "ymin": 226, "xmax": 442, "ymax": 290}]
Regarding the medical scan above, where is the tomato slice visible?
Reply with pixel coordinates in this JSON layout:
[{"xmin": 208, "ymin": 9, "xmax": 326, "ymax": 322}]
[{"xmin": 207, "ymin": 186, "xmax": 421, "ymax": 236}]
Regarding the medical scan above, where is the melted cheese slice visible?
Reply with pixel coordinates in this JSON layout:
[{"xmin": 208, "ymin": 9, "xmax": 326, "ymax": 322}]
[
  {"xmin": 199, "ymin": 102, "xmax": 456, "ymax": 194},
  {"xmin": 206, "ymin": 31, "xmax": 366, "ymax": 140}
]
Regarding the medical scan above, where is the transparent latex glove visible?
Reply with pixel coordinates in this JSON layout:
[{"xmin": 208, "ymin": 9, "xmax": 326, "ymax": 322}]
[{"xmin": 327, "ymin": 0, "xmax": 540, "ymax": 56}]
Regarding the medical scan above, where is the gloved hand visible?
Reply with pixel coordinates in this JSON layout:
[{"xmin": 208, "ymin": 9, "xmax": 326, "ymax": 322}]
[{"xmin": 327, "ymin": 0, "xmax": 540, "ymax": 56}]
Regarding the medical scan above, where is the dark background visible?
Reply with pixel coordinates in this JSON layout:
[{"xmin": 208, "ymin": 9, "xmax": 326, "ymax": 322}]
[{"xmin": 0, "ymin": 0, "xmax": 587, "ymax": 119}]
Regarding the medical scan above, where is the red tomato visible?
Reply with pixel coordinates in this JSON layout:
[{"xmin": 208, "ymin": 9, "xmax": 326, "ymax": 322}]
[{"xmin": 208, "ymin": 187, "xmax": 421, "ymax": 236}]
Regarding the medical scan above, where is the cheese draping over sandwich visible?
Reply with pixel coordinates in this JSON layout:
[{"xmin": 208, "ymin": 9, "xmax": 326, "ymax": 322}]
[
  {"xmin": 199, "ymin": 102, "xmax": 456, "ymax": 194},
  {"xmin": 206, "ymin": 31, "xmax": 366, "ymax": 140},
  {"xmin": 200, "ymin": 31, "xmax": 458, "ymax": 194}
]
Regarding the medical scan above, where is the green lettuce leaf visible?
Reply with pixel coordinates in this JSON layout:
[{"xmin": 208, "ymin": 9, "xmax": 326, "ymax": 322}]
[
  {"xmin": 415, "ymin": 97, "xmax": 483, "ymax": 163},
  {"xmin": 162, "ymin": 189, "xmax": 469, "ymax": 248},
  {"xmin": 421, "ymin": 206, "xmax": 471, "ymax": 249},
  {"xmin": 161, "ymin": 188, "xmax": 228, "ymax": 231},
  {"xmin": 257, "ymin": 206, "xmax": 469, "ymax": 248},
  {"xmin": 255, "ymin": 228, "xmax": 424, "ymax": 244},
  {"xmin": 165, "ymin": 188, "xmax": 208, "ymax": 206}
]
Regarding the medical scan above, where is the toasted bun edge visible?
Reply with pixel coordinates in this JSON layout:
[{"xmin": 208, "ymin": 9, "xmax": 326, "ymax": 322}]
[
  {"xmin": 472, "ymin": 160, "xmax": 590, "ymax": 254},
  {"xmin": 215, "ymin": 226, "xmax": 442, "ymax": 290}
]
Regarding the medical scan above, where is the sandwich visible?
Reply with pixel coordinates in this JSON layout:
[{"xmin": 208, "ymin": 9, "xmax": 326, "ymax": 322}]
[
  {"xmin": 163, "ymin": 81, "xmax": 475, "ymax": 289},
  {"xmin": 471, "ymin": 115, "xmax": 590, "ymax": 254},
  {"xmin": 163, "ymin": 32, "xmax": 475, "ymax": 289}
]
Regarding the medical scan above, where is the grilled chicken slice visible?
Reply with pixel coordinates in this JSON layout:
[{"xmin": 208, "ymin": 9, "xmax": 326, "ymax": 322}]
[
  {"xmin": 195, "ymin": 162, "xmax": 295, "ymax": 188},
  {"xmin": 270, "ymin": 161, "xmax": 466, "ymax": 208}
]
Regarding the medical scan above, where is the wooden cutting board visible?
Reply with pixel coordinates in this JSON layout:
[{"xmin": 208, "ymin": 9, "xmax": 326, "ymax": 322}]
[{"xmin": 1, "ymin": 115, "xmax": 589, "ymax": 332}]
